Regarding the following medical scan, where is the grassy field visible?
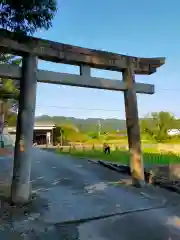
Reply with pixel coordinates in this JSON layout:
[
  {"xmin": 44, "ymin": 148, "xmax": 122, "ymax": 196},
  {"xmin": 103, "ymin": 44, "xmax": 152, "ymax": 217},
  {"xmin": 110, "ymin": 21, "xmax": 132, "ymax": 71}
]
[{"xmin": 57, "ymin": 148, "xmax": 180, "ymax": 165}]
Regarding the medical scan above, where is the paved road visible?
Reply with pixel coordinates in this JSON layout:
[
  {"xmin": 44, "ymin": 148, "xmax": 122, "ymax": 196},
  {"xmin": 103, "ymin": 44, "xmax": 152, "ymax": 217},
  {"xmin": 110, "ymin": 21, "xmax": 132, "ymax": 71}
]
[{"xmin": 1, "ymin": 148, "xmax": 180, "ymax": 239}]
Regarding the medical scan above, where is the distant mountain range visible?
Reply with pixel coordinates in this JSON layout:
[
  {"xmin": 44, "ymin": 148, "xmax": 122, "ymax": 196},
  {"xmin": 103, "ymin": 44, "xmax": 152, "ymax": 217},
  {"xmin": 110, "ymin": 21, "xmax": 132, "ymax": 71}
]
[{"xmin": 35, "ymin": 115, "xmax": 127, "ymax": 132}]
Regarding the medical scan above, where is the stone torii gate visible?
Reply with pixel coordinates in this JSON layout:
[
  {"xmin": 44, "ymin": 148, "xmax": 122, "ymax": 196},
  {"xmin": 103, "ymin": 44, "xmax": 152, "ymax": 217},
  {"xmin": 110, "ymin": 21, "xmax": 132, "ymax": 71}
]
[{"xmin": 0, "ymin": 30, "xmax": 165, "ymax": 203}]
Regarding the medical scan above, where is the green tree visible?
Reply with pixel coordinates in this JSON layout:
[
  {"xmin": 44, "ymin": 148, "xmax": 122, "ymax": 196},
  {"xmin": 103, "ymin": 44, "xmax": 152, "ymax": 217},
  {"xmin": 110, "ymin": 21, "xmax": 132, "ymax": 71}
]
[
  {"xmin": 0, "ymin": 0, "xmax": 57, "ymax": 35},
  {"xmin": 88, "ymin": 132, "xmax": 99, "ymax": 139},
  {"xmin": 140, "ymin": 112, "xmax": 176, "ymax": 142},
  {"xmin": 60, "ymin": 124, "xmax": 78, "ymax": 143},
  {"xmin": 54, "ymin": 124, "xmax": 89, "ymax": 144},
  {"xmin": 0, "ymin": 54, "xmax": 20, "ymax": 129},
  {"xmin": 0, "ymin": 0, "xmax": 57, "ymax": 128},
  {"xmin": 54, "ymin": 125, "xmax": 64, "ymax": 145},
  {"xmin": 6, "ymin": 113, "xmax": 17, "ymax": 126}
]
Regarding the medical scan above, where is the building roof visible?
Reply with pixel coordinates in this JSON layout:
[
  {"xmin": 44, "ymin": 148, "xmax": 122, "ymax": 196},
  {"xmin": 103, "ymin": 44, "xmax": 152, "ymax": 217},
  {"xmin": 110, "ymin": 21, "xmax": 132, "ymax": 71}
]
[
  {"xmin": 7, "ymin": 122, "xmax": 56, "ymax": 132},
  {"xmin": 34, "ymin": 121, "xmax": 55, "ymax": 127}
]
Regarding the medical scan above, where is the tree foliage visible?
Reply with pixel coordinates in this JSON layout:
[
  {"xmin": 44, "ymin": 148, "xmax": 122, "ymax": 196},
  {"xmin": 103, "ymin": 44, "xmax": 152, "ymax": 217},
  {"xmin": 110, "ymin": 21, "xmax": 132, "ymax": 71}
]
[
  {"xmin": 0, "ymin": 0, "xmax": 57, "ymax": 128},
  {"xmin": 54, "ymin": 124, "xmax": 89, "ymax": 143},
  {"xmin": 0, "ymin": 0, "xmax": 57, "ymax": 35},
  {"xmin": 0, "ymin": 77, "xmax": 19, "ymax": 100},
  {"xmin": 0, "ymin": 54, "xmax": 20, "ymax": 99},
  {"xmin": 0, "ymin": 54, "xmax": 20, "ymax": 126},
  {"xmin": 140, "ymin": 112, "xmax": 177, "ymax": 142},
  {"xmin": 5, "ymin": 112, "xmax": 17, "ymax": 126}
]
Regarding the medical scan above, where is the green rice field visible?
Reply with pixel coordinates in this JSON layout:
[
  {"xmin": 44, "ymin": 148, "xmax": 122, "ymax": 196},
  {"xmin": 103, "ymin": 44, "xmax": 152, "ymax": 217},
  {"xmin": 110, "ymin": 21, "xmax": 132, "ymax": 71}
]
[{"xmin": 57, "ymin": 149, "xmax": 180, "ymax": 165}]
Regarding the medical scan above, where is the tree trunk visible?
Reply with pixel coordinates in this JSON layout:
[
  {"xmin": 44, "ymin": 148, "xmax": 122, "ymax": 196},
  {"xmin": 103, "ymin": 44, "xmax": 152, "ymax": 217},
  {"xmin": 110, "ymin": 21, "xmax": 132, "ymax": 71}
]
[
  {"xmin": 0, "ymin": 101, "xmax": 5, "ymax": 148},
  {"xmin": 0, "ymin": 101, "xmax": 5, "ymax": 133}
]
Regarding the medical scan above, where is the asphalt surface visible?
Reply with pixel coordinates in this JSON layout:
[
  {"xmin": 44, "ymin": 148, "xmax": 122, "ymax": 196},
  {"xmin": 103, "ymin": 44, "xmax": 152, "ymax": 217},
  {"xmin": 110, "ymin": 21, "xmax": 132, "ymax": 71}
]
[{"xmin": 1, "ymin": 148, "xmax": 180, "ymax": 239}]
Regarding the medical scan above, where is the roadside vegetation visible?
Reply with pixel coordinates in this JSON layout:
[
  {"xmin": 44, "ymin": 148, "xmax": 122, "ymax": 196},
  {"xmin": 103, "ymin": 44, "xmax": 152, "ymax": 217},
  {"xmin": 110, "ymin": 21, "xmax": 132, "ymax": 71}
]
[
  {"xmin": 54, "ymin": 112, "xmax": 180, "ymax": 164},
  {"xmin": 58, "ymin": 148, "xmax": 180, "ymax": 165}
]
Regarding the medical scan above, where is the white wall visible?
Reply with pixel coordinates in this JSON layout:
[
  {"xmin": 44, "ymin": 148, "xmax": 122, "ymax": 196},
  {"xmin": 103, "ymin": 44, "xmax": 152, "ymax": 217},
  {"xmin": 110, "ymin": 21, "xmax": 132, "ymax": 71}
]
[{"xmin": 167, "ymin": 129, "xmax": 180, "ymax": 136}]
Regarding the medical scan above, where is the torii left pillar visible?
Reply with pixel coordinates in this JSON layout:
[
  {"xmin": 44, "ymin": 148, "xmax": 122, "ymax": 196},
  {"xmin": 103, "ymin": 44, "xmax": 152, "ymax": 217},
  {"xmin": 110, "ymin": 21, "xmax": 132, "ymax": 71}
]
[{"xmin": 11, "ymin": 54, "xmax": 37, "ymax": 204}]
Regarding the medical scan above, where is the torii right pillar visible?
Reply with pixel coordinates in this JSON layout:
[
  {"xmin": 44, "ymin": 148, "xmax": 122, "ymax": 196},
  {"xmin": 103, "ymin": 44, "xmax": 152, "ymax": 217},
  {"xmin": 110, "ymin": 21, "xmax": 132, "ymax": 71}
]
[{"xmin": 123, "ymin": 65, "xmax": 145, "ymax": 187}]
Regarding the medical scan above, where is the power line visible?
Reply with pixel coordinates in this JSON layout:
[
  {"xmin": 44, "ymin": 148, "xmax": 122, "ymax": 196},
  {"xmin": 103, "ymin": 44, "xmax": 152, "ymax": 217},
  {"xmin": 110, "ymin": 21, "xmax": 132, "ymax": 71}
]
[
  {"xmin": 156, "ymin": 88, "xmax": 180, "ymax": 92},
  {"xmin": 36, "ymin": 105, "xmax": 122, "ymax": 112},
  {"xmin": 34, "ymin": 87, "xmax": 180, "ymax": 113},
  {"xmin": 35, "ymin": 105, "xmax": 180, "ymax": 116},
  {"xmin": 55, "ymin": 85, "xmax": 180, "ymax": 92}
]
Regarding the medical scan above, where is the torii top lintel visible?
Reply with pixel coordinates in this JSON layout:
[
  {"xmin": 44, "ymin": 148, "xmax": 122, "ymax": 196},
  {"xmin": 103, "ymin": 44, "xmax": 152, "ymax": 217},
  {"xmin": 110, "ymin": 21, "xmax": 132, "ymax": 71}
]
[{"xmin": 0, "ymin": 30, "xmax": 165, "ymax": 75}]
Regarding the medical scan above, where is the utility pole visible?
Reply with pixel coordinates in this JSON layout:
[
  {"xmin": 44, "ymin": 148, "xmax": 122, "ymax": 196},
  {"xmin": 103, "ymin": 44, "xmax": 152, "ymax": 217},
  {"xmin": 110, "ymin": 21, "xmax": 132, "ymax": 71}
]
[
  {"xmin": 46, "ymin": 132, "xmax": 48, "ymax": 148},
  {"xmin": 60, "ymin": 129, "xmax": 63, "ymax": 146},
  {"xmin": 97, "ymin": 120, "xmax": 101, "ymax": 137}
]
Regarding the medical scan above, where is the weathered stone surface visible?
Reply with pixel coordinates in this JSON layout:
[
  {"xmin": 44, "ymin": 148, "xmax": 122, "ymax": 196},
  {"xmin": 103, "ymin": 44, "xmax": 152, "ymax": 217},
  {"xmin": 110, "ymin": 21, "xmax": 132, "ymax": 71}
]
[
  {"xmin": 150, "ymin": 164, "xmax": 180, "ymax": 182},
  {"xmin": 150, "ymin": 164, "xmax": 180, "ymax": 194},
  {"xmin": 0, "ymin": 29, "xmax": 165, "ymax": 74},
  {"xmin": 169, "ymin": 164, "xmax": 180, "ymax": 181}
]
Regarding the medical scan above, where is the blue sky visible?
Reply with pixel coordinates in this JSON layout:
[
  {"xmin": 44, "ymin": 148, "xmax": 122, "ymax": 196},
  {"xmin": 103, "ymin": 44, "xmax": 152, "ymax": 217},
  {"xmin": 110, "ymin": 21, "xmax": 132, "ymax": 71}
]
[{"xmin": 34, "ymin": 0, "xmax": 180, "ymax": 119}]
